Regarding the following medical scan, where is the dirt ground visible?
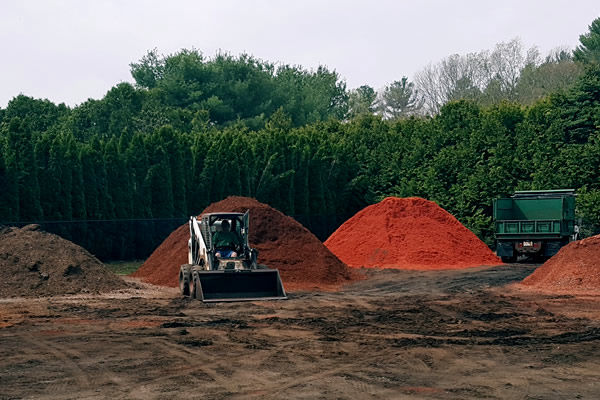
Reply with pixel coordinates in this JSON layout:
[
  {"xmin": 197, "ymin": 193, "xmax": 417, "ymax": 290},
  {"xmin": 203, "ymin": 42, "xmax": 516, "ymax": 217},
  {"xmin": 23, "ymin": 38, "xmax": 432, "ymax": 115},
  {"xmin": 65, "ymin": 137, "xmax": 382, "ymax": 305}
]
[{"xmin": 2, "ymin": 264, "xmax": 600, "ymax": 399}]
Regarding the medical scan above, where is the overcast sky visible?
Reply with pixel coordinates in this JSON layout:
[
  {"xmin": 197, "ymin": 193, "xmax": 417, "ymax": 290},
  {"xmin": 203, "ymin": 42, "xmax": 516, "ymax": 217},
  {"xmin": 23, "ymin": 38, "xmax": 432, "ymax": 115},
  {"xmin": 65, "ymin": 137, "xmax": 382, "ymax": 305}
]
[{"xmin": 1, "ymin": 1, "xmax": 599, "ymax": 108}]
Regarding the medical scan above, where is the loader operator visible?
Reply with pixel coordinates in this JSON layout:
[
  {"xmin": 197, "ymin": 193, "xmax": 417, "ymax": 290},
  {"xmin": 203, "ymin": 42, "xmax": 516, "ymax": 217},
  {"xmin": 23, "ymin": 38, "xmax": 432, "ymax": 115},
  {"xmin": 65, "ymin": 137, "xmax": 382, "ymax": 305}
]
[{"xmin": 213, "ymin": 220, "xmax": 242, "ymax": 258}]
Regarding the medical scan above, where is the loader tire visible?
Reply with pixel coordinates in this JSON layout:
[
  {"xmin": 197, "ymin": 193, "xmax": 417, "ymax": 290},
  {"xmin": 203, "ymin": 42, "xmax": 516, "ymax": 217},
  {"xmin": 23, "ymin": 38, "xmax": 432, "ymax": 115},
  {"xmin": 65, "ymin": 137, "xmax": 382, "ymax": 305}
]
[
  {"xmin": 179, "ymin": 265, "xmax": 191, "ymax": 296},
  {"xmin": 188, "ymin": 273, "xmax": 196, "ymax": 299},
  {"xmin": 194, "ymin": 275, "xmax": 202, "ymax": 301}
]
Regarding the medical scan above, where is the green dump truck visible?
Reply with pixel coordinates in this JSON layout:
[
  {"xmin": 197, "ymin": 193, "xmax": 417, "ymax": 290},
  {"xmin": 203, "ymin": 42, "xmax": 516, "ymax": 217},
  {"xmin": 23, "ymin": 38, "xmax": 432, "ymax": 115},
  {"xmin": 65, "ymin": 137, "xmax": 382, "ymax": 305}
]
[{"xmin": 493, "ymin": 189, "xmax": 577, "ymax": 262}]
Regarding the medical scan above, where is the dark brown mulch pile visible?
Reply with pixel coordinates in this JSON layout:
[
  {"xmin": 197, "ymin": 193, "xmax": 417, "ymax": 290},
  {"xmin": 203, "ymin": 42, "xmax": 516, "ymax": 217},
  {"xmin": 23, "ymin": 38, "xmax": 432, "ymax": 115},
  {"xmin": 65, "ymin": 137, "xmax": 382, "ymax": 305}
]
[{"xmin": 0, "ymin": 225, "xmax": 129, "ymax": 297}]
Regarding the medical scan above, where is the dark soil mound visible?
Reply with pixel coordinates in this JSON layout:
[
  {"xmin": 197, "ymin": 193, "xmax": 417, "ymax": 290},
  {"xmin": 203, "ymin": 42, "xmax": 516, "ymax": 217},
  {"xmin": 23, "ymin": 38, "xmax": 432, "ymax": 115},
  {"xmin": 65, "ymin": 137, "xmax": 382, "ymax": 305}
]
[
  {"xmin": 521, "ymin": 234, "xmax": 600, "ymax": 293},
  {"xmin": 0, "ymin": 225, "xmax": 128, "ymax": 297},
  {"xmin": 325, "ymin": 197, "xmax": 502, "ymax": 270},
  {"xmin": 133, "ymin": 197, "xmax": 361, "ymax": 291}
]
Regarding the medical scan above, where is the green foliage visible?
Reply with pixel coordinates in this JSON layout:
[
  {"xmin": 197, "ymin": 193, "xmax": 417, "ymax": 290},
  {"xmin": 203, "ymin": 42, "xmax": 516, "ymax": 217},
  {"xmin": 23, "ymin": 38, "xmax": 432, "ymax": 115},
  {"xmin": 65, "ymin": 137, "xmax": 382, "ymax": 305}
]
[
  {"xmin": 347, "ymin": 85, "xmax": 377, "ymax": 118},
  {"xmin": 1, "ymin": 39, "xmax": 599, "ymax": 260},
  {"xmin": 576, "ymin": 186, "xmax": 600, "ymax": 236},
  {"xmin": 515, "ymin": 57, "xmax": 582, "ymax": 105},
  {"xmin": 105, "ymin": 260, "xmax": 144, "ymax": 275},
  {"xmin": 378, "ymin": 78, "xmax": 424, "ymax": 119},
  {"xmin": 3, "ymin": 117, "xmax": 42, "ymax": 220},
  {"xmin": 574, "ymin": 17, "xmax": 600, "ymax": 65},
  {"xmin": 129, "ymin": 49, "xmax": 347, "ymax": 128}
]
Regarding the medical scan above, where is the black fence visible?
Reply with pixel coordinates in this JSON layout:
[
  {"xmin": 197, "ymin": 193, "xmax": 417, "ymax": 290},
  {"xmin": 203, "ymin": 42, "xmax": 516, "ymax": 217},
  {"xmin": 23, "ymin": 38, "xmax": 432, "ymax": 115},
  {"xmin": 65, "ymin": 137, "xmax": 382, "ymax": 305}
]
[
  {"xmin": 293, "ymin": 214, "xmax": 345, "ymax": 242},
  {"xmin": 2, "ymin": 215, "xmax": 344, "ymax": 262},
  {"xmin": 3, "ymin": 218, "xmax": 187, "ymax": 262}
]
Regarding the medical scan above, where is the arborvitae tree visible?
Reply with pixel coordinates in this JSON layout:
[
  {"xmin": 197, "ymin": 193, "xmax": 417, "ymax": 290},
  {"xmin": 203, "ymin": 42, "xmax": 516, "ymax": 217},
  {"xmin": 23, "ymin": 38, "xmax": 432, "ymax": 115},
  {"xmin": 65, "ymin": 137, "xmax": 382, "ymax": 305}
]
[
  {"xmin": 0, "ymin": 126, "xmax": 19, "ymax": 221},
  {"xmin": 196, "ymin": 138, "xmax": 219, "ymax": 207},
  {"xmin": 4, "ymin": 118, "xmax": 42, "ymax": 220},
  {"xmin": 50, "ymin": 133, "xmax": 72, "ymax": 220},
  {"xmin": 296, "ymin": 145, "xmax": 311, "ymax": 217},
  {"xmin": 157, "ymin": 126, "xmax": 187, "ymax": 216},
  {"xmin": 67, "ymin": 134, "xmax": 86, "ymax": 219},
  {"xmin": 34, "ymin": 132, "xmax": 58, "ymax": 219},
  {"xmin": 104, "ymin": 137, "xmax": 131, "ymax": 219},
  {"xmin": 126, "ymin": 133, "xmax": 152, "ymax": 218},
  {"xmin": 0, "ymin": 143, "xmax": 15, "ymax": 221},
  {"xmin": 308, "ymin": 155, "xmax": 327, "ymax": 217},
  {"xmin": 145, "ymin": 130, "xmax": 175, "ymax": 218},
  {"xmin": 189, "ymin": 130, "xmax": 210, "ymax": 213},
  {"xmin": 145, "ymin": 155, "xmax": 174, "ymax": 218},
  {"xmin": 80, "ymin": 144, "xmax": 101, "ymax": 219},
  {"xmin": 82, "ymin": 138, "xmax": 114, "ymax": 220}
]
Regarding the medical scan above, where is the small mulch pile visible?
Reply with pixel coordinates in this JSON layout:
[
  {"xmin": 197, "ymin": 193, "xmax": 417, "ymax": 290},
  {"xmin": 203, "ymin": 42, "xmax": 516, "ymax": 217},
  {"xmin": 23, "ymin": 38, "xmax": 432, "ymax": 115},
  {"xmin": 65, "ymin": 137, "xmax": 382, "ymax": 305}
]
[{"xmin": 521, "ymin": 234, "xmax": 600, "ymax": 293}]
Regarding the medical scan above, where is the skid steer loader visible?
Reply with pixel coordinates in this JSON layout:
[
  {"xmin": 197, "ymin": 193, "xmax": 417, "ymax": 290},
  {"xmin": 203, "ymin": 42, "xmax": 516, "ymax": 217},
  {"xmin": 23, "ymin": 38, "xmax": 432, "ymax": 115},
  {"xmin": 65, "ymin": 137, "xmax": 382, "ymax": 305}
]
[{"xmin": 179, "ymin": 211, "xmax": 287, "ymax": 302}]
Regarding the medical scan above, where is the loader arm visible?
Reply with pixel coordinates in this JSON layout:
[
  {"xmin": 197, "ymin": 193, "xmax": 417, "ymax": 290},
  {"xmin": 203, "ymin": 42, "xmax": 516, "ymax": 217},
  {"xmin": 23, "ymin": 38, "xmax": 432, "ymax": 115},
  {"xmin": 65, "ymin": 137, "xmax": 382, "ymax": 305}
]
[{"xmin": 188, "ymin": 217, "xmax": 209, "ymax": 268}]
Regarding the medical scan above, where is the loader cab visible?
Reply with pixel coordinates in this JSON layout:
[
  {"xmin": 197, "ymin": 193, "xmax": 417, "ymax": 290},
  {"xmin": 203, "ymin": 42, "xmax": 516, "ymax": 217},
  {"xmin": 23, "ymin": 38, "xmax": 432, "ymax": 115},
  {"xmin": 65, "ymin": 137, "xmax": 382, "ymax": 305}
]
[
  {"xmin": 183, "ymin": 210, "xmax": 285, "ymax": 302},
  {"xmin": 204, "ymin": 212, "xmax": 250, "ymax": 252},
  {"xmin": 198, "ymin": 212, "xmax": 254, "ymax": 270}
]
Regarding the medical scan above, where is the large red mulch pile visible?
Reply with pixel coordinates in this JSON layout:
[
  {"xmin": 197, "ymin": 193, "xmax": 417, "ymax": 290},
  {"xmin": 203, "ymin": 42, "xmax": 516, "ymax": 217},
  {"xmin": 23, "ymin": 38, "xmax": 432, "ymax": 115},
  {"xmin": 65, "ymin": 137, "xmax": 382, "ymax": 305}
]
[
  {"xmin": 521, "ymin": 234, "xmax": 600, "ymax": 293},
  {"xmin": 324, "ymin": 197, "xmax": 502, "ymax": 270},
  {"xmin": 132, "ymin": 197, "xmax": 361, "ymax": 291}
]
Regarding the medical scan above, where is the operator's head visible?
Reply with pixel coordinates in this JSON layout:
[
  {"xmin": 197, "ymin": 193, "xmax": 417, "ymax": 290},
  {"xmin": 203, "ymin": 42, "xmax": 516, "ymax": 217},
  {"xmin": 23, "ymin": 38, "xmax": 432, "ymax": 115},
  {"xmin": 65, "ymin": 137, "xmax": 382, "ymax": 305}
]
[{"xmin": 221, "ymin": 220, "xmax": 230, "ymax": 232}]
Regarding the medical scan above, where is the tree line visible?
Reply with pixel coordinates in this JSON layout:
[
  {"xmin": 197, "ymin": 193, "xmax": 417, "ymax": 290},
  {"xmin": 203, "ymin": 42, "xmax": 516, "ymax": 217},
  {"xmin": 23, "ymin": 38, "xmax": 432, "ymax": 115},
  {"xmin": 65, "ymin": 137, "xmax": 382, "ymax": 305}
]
[{"xmin": 1, "ymin": 18, "xmax": 599, "ymax": 260}]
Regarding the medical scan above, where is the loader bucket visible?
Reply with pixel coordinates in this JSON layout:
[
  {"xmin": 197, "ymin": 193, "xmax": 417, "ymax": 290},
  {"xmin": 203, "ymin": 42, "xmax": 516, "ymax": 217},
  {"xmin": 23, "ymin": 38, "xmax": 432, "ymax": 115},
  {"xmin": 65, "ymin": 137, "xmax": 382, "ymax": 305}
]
[{"xmin": 196, "ymin": 269, "xmax": 287, "ymax": 302}]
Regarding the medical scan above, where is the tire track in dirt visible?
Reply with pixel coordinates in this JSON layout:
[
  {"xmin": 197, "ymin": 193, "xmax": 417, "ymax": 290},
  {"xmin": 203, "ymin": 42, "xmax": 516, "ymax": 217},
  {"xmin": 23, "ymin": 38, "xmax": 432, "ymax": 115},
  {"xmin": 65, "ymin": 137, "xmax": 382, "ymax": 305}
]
[
  {"xmin": 251, "ymin": 351, "xmax": 392, "ymax": 399},
  {"xmin": 152, "ymin": 339, "xmax": 243, "ymax": 393},
  {"xmin": 155, "ymin": 335, "xmax": 326, "ymax": 397},
  {"xmin": 21, "ymin": 334, "xmax": 92, "ymax": 388},
  {"xmin": 34, "ymin": 333, "xmax": 132, "ymax": 392}
]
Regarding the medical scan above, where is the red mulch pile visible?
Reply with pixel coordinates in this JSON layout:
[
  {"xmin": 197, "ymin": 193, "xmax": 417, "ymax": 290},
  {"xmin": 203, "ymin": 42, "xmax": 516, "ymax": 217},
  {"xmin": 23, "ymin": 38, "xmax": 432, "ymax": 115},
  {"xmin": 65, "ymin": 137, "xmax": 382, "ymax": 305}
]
[
  {"xmin": 521, "ymin": 234, "xmax": 600, "ymax": 293},
  {"xmin": 324, "ymin": 197, "xmax": 502, "ymax": 270},
  {"xmin": 132, "ymin": 197, "xmax": 361, "ymax": 291},
  {"xmin": 0, "ymin": 225, "xmax": 129, "ymax": 297}
]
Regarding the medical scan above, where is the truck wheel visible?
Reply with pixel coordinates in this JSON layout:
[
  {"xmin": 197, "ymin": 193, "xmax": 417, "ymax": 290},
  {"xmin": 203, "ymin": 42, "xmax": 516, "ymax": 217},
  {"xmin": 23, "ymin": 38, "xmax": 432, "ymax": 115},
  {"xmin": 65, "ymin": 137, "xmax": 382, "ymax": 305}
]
[{"xmin": 501, "ymin": 255, "xmax": 516, "ymax": 263}]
